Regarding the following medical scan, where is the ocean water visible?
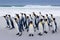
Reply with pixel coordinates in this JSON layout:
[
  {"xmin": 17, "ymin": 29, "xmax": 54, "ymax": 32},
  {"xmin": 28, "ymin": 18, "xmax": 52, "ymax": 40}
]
[{"xmin": 0, "ymin": 5, "xmax": 60, "ymax": 17}]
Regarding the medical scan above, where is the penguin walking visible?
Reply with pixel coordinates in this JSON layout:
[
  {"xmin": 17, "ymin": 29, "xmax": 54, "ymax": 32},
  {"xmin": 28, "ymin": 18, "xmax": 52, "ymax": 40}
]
[
  {"xmin": 28, "ymin": 21, "xmax": 34, "ymax": 36},
  {"xmin": 12, "ymin": 18, "xmax": 20, "ymax": 35},
  {"xmin": 51, "ymin": 18, "xmax": 57, "ymax": 33},
  {"xmin": 38, "ymin": 19, "xmax": 43, "ymax": 36},
  {"xmin": 15, "ymin": 14, "xmax": 23, "ymax": 36}
]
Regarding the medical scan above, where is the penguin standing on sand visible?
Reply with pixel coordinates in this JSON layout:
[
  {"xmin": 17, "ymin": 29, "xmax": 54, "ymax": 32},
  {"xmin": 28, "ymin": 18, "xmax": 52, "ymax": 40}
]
[
  {"xmin": 38, "ymin": 19, "xmax": 43, "ymax": 36},
  {"xmin": 5, "ymin": 15, "xmax": 10, "ymax": 28},
  {"xmin": 32, "ymin": 12, "xmax": 36, "ymax": 28},
  {"xmin": 46, "ymin": 14, "xmax": 52, "ymax": 27},
  {"xmin": 9, "ymin": 15, "xmax": 15, "ymax": 29},
  {"xmin": 6, "ymin": 15, "xmax": 12, "ymax": 29},
  {"xmin": 36, "ymin": 16, "xmax": 39, "ymax": 30},
  {"xmin": 12, "ymin": 17, "xmax": 20, "ymax": 35},
  {"xmin": 44, "ymin": 19, "xmax": 49, "ymax": 34},
  {"xmin": 15, "ymin": 14, "xmax": 21, "ymax": 36},
  {"xmin": 20, "ymin": 13, "xmax": 24, "ymax": 31},
  {"xmin": 51, "ymin": 18, "xmax": 57, "ymax": 33},
  {"xmin": 28, "ymin": 21, "xmax": 34, "ymax": 36},
  {"xmin": 24, "ymin": 14, "xmax": 27, "ymax": 29},
  {"xmin": 16, "ymin": 14, "xmax": 23, "ymax": 36},
  {"xmin": 26, "ymin": 16, "xmax": 30, "ymax": 32}
]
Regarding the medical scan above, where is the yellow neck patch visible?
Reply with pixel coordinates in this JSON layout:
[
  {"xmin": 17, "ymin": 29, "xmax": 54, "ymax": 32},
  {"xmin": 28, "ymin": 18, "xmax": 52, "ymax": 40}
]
[
  {"xmin": 45, "ymin": 21, "xmax": 48, "ymax": 24},
  {"xmin": 39, "ymin": 22, "xmax": 42, "ymax": 26},
  {"xmin": 29, "ymin": 24, "xmax": 33, "ymax": 27}
]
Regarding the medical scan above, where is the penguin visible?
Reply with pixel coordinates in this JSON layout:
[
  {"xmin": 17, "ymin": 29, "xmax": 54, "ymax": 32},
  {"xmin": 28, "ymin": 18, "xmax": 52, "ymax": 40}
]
[
  {"xmin": 51, "ymin": 18, "xmax": 57, "ymax": 33},
  {"xmin": 26, "ymin": 16, "xmax": 30, "ymax": 32},
  {"xmin": 29, "ymin": 14, "xmax": 33, "ymax": 22},
  {"xmin": 16, "ymin": 14, "xmax": 23, "ymax": 36},
  {"xmin": 24, "ymin": 14, "xmax": 27, "ymax": 29},
  {"xmin": 32, "ymin": 12, "xmax": 37, "ymax": 32},
  {"xmin": 45, "ymin": 14, "xmax": 52, "ymax": 31},
  {"xmin": 20, "ymin": 13, "xmax": 24, "ymax": 31},
  {"xmin": 9, "ymin": 15, "xmax": 15, "ymax": 29},
  {"xmin": 38, "ymin": 19, "xmax": 43, "ymax": 36},
  {"xmin": 28, "ymin": 21, "xmax": 34, "ymax": 36},
  {"xmin": 3, "ymin": 16, "xmax": 6, "ymax": 19},
  {"xmin": 39, "ymin": 12, "xmax": 43, "ymax": 20},
  {"xmin": 6, "ymin": 15, "xmax": 12, "ymax": 29},
  {"xmin": 36, "ymin": 16, "xmax": 39, "ymax": 30},
  {"xmin": 5, "ymin": 15, "xmax": 10, "ymax": 28},
  {"xmin": 44, "ymin": 19, "xmax": 49, "ymax": 34},
  {"xmin": 46, "ymin": 14, "xmax": 51, "ymax": 26},
  {"xmin": 32, "ymin": 12, "xmax": 36, "ymax": 28},
  {"xmin": 12, "ymin": 18, "xmax": 20, "ymax": 35},
  {"xmin": 42, "ymin": 16, "xmax": 45, "ymax": 31}
]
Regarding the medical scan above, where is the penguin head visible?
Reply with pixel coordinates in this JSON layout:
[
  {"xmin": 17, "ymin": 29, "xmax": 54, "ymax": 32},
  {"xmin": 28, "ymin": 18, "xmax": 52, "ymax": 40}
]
[
  {"xmin": 39, "ymin": 12, "xmax": 41, "ymax": 14},
  {"xmin": 8, "ymin": 15, "xmax": 11, "ymax": 18},
  {"xmin": 16, "ymin": 14, "xmax": 20, "ymax": 19},
  {"xmin": 53, "ymin": 18, "xmax": 55, "ymax": 21},
  {"xmin": 41, "ymin": 19, "xmax": 43, "ymax": 22},
  {"xmin": 27, "ymin": 16, "xmax": 29, "ymax": 19},
  {"xmin": 46, "ymin": 14, "xmax": 48, "ymax": 17},
  {"xmin": 29, "ymin": 14, "xmax": 31, "ymax": 17},
  {"xmin": 44, "ymin": 19, "xmax": 47, "ymax": 22},
  {"xmin": 24, "ymin": 13, "xmax": 26, "ymax": 17},
  {"xmin": 6, "ymin": 15, "xmax": 10, "ymax": 18},
  {"xmin": 21, "ymin": 13, "xmax": 23, "ymax": 15},
  {"xmin": 3, "ymin": 16, "xmax": 6, "ymax": 18},
  {"xmin": 37, "ymin": 16, "xmax": 39, "ymax": 18},
  {"xmin": 50, "ymin": 14, "xmax": 53, "ymax": 18},
  {"xmin": 42, "ymin": 16, "xmax": 45, "ymax": 18},
  {"xmin": 30, "ymin": 21, "xmax": 33, "ymax": 24},
  {"xmin": 6, "ymin": 14, "xmax": 7, "ymax": 16},
  {"xmin": 14, "ymin": 18, "xmax": 17, "ymax": 21},
  {"xmin": 29, "ymin": 21, "xmax": 33, "ymax": 27},
  {"xmin": 39, "ymin": 19, "xmax": 43, "ymax": 22},
  {"xmin": 33, "ymin": 12, "xmax": 36, "ymax": 16}
]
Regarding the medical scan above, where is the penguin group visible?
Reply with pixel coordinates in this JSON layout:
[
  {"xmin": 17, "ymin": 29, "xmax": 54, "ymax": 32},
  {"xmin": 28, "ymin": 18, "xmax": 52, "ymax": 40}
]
[{"xmin": 3, "ymin": 12, "xmax": 57, "ymax": 36}]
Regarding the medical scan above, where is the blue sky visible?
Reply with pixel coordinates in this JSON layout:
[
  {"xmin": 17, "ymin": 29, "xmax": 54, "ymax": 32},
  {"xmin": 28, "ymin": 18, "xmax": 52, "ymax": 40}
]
[{"xmin": 0, "ymin": 0, "xmax": 60, "ymax": 5}]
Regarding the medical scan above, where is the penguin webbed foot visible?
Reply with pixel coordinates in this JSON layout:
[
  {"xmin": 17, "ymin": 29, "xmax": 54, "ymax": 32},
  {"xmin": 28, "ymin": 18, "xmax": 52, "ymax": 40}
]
[
  {"xmin": 29, "ymin": 34, "xmax": 34, "ymax": 36},
  {"xmin": 16, "ymin": 33, "xmax": 19, "ymax": 35},
  {"xmin": 32, "ymin": 34, "xmax": 34, "ymax": 36},
  {"xmin": 29, "ymin": 34, "xmax": 31, "ymax": 36},
  {"xmin": 52, "ymin": 30, "xmax": 55, "ymax": 33},
  {"xmin": 19, "ymin": 33, "xmax": 22, "ymax": 36},
  {"xmin": 44, "ymin": 31, "xmax": 48, "ymax": 34},
  {"xmin": 38, "ymin": 33, "xmax": 43, "ymax": 36}
]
